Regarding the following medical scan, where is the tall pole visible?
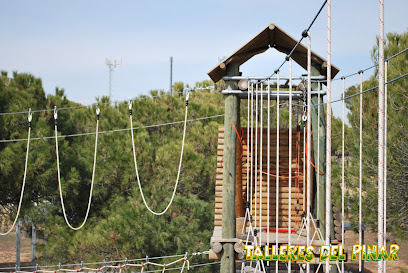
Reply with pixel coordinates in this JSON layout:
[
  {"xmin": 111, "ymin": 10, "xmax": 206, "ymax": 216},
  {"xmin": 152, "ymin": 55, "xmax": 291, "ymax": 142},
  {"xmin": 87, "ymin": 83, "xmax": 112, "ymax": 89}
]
[
  {"xmin": 16, "ymin": 220, "xmax": 20, "ymax": 271},
  {"xmin": 326, "ymin": 1, "xmax": 332, "ymax": 272},
  {"xmin": 378, "ymin": 0, "xmax": 385, "ymax": 272},
  {"xmin": 170, "ymin": 57, "xmax": 173, "ymax": 95},
  {"xmin": 32, "ymin": 222, "xmax": 36, "ymax": 266},
  {"xmin": 221, "ymin": 63, "xmax": 239, "ymax": 273}
]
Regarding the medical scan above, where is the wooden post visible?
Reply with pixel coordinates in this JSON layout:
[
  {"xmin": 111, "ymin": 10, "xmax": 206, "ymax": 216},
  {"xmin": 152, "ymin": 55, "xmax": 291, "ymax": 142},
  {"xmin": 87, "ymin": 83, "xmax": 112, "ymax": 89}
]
[
  {"xmin": 221, "ymin": 63, "xmax": 239, "ymax": 273},
  {"xmin": 235, "ymin": 100, "xmax": 244, "ymax": 218},
  {"xmin": 311, "ymin": 65, "xmax": 335, "ymax": 243},
  {"xmin": 16, "ymin": 220, "xmax": 20, "ymax": 271},
  {"xmin": 311, "ymin": 65, "xmax": 326, "ymax": 240}
]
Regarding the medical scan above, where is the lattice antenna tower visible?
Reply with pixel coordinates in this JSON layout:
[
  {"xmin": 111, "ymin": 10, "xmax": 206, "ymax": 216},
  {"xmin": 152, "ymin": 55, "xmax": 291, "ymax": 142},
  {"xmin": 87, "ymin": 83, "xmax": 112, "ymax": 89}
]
[{"xmin": 105, "ymin": 58, "xmax": 122, "ymax": 100}]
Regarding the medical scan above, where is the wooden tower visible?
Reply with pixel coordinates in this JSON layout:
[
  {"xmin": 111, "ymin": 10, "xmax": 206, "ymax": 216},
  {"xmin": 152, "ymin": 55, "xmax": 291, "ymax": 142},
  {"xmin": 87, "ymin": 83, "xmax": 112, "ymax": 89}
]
[{"xmin": 207, "ymin": 24, "xmax": 340, "ymax": 272}]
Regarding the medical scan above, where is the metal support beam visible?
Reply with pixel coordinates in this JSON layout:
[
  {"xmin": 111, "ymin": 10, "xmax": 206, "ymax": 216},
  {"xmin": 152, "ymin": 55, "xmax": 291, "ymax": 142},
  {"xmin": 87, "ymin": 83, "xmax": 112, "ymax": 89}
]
[
  {"xmin": 16, "ymin": 220, "xmax": 20, "ymax": 271},
  {"xmin": 222, "ymin": 75, "xmax": 326, "ymax": 81},
  {"xmin": 32, "ymin": 223, "xmax": 36, "ymax": 266},
  {"xmin": 311, "ymin": 66, "xmax": 327, "ymax": 239},
  {"xmin": 221, "ymin": 64, "xmax": 239, "ymax": 273},
  {"xmin": 221, "ymin": 90, "xmax": 326, "ymax": 100}
]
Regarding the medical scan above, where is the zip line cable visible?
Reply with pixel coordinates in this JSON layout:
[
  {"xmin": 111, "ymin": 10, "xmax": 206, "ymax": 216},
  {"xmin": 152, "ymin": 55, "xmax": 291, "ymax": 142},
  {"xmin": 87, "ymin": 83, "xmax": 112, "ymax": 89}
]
[
  {"xmin": 54, "ymin": 105, "xmax": 100, "ymax": 230},
  {"xmin": 313, "ymin": 46, "xmax": 408, "ymax": 83},
  {"xmin": 258, "ymin": 0, "xmax": 327, "ymax": 84},
  {"xmin": 129, "ymin": 93, "xmax": 189, "ymax": 215},
  {"xmin": 0, "ymin": 110, "xmax": 32, "ymax": 235}
]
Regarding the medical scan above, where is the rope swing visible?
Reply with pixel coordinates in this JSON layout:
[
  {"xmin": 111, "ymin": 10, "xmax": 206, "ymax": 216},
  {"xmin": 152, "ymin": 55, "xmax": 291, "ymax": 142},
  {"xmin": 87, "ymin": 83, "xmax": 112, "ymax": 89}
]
[
  {"xmin": 0, "ymin": 110, "xmax": 32, "ymax": 235},
  {"xmin": 129, "ymin": 92, "xmax": 189, "ymax": 216},
  {"xmin": 54, "ymin": 104, "xmax": 100, "ymax": 231}
]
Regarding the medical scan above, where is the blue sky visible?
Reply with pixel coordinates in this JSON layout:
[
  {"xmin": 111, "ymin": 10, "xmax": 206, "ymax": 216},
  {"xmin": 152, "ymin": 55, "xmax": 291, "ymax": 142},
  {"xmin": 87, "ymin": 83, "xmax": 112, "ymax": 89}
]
[{"xmin": 0, "ymin": 0, "xmax": 407, "ymax": 117}]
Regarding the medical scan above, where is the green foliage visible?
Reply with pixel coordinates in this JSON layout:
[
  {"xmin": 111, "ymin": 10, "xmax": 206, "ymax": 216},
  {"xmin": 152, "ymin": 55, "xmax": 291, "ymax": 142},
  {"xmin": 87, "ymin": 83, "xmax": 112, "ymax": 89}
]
[
  {"xmin": 0, "ymin": 77, "xmax": 223, "ymax": 271},
  {"xmin": 343, "ymin": 31, "xmax": 408, "ymax": 238}
]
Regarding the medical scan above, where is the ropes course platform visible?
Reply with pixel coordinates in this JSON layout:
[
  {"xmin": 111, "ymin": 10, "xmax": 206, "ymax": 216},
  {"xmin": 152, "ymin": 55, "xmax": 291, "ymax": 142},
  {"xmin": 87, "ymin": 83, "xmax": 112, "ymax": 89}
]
[
  {"xmin": 214, "ymin": 126, "xmax": 307, "ymax": 228},
  {"xmin": 211, "ymin": 126, "xmax": 329, "ymax": 263}
]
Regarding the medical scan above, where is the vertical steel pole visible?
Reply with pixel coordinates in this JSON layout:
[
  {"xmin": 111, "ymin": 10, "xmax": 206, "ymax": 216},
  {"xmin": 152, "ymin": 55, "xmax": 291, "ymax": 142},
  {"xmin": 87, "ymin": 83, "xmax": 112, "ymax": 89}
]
[
  {"xmin": 170, "ymin": 57, "xmax": 173, "ymax": 95},
  {"xmin": 32, "ymin": 223, "xmax": 36, "ymax": 266},
  {"xmin": 16, "ymin": 220, "xmax": 20, "ymax": 271}
]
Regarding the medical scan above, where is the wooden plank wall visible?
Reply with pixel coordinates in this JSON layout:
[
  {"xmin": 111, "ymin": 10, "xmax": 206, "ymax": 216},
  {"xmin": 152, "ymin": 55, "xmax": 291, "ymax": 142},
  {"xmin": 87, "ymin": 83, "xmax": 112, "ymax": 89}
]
[{"xmin": 215, "ymin": 127, "xmax": 309, "ymax": 229}]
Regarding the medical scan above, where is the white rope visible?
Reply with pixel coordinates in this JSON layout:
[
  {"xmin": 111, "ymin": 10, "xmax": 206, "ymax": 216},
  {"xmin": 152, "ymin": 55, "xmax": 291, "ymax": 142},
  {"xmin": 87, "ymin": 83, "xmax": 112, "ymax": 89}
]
[
  {"xmin": 129, "ymin": 93, "xmax": 189, "ymax": 215},
  {"xmin": 288, "ymin": 58, "xmax": 293, "ymax": 273},
  {"xmin": 255, "ymin": 84, "xmax": 259, "ymax": 233},
  {"xmin": 251, "ymin": 83, "xmax": 254, "ymax": 217},
  {"xmin": 55, "ymin": 106, "xmax": 99, "ymax": 230},
  {"xmin": 0, "ymin": 111, "xmax": 32, "ymax": 235},
  {"xmin": 275, "ymin": 71, "xmax": 280, "ymax": 273},
  {"xmin": 359, "ymin": 71, "xmax": 363, "ymax": 272},
  {"xmin": 303, "ymin": 127, "xmax": 305, "ymax": 213},
  {"xmin": 259, "ymin": 83, "xmax": 263, "ymax": 247},
  {"xmin": 267, "ymin": 79, "xmax": 270, "ymax": 272},
  {"xmin": 326, "ymin": 1, "xmax": 332, "ymax": 272},
  {"xmin": 247, "ymin": 80, "xmax": 251, "ymax": 211},
  {"xmin": 341, "ymin": 77, "xmax": 346, "ymax": 273},
  {"xmin": 306, "ymin": 31, "xmax": 312, "ymax": 273},
  {"xmin": 378, "ymin": 0, "xmax": 385, "ymax": 269},
  {"xmin": 384, "ymin": 60, "xmax": 388, "ymax": 273},
  {"xmin": 317, "ymin": 81, "xmax": 320, "ymax": 220}
]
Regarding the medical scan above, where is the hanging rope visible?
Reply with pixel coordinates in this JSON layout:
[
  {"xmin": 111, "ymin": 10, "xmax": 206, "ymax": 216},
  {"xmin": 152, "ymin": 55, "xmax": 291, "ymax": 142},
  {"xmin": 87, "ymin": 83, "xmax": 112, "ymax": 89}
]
[
  {"xmin": 341, "ymin": 76, "xmax": 346, "ymax": 273},
  {"xmin": 0, "ymin": 110, "xmax": 32, "ymax": 236},
  {"xmin": 378, "ymin": 0, "xmax": 386, "ymax": 265},
  {"xmin": 259, "ymin": 83, "xmax": 263, "ymax": 247},
  {"xmin": 288, "ymin": 58, "xmax": 293, "ymax": 273},
  {"xmin": 267, "ymin": 79, "xmax": 270, "ymax": 273},
  {"xmin": 384, "ymin": 60, "xmax": 388, "ymax": 273},
  {"xmin": 325, "ymin": 1, "xmax": 332, "ymax": 272},
  {"xmin": 306, "ymin": 31, "xmax": 312, "ymax": 273},
  {"xmin": 55, "ymin": 104, "xmax": 100, "ymax": 230},
  {"xmin": 254, "ymin": 83, "xmax": 259, "ymax": 234},
  {"xmin": 275, "ymin": 71, "xmax": 280, "ymax": 273},
  {"xmin": 359, "ymin": 71, "xmax": 363, "ymax": 272},
  {"xmin": 129, "ymin": 93, "xmax": 189, "ymax": 216}
]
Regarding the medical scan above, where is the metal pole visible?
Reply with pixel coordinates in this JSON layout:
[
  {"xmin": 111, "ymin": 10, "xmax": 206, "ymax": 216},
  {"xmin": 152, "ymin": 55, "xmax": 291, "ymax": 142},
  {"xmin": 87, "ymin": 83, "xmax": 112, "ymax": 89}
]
[
  {"xmin": 16, "ymin": 220, "xmax": 20, "ymax": 271},
  {"xmin": 32, "ymin": 223, "xmax": 36, "ymax": 266},
  {"xmin": 221, "ymin": 63, "xmax": 239, "ymax": 273},
  {"xmin": 109, "ymin": 65, "xmax": 112, "ymax": 100},
  {"xmin": 170, "ymin": 57, "xmax": 173, "ymax": 95}
]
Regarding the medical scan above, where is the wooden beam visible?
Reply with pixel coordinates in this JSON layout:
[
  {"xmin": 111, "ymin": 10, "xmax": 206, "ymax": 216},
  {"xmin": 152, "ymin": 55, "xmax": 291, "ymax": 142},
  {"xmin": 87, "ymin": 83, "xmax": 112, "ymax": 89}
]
[{"xmin": 220, "ymin": 63, "xmax": 239, "ymax": 273}]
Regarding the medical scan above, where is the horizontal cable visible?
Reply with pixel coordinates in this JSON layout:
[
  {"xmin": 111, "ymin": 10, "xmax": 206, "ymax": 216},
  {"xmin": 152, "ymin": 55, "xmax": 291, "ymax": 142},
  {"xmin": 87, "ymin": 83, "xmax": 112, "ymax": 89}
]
[
  {"xmin": 313, "ymin": 46, "xmax": 408, "ymax": 83},
  {"xmin": 295, "ymin": 71, "xmax": 408, "ymax": 107},
  {"xmin": 0, "ymin": 88, "xmax": 212, "ymax": 116},
  {"xmin": 0, "ymin": 252, "xmax": 210, "ymax": 270},
  {"xmin": 0, "ymin": 114, "xmax": 225, "ymax": 143}
]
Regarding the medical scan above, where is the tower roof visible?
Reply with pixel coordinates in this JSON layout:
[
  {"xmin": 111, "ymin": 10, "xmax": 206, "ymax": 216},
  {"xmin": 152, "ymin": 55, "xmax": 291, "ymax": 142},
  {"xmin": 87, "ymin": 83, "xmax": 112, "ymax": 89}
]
[{"xmin": 208, "ymin": 24, "xmax": 339, "ymax": 82}]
